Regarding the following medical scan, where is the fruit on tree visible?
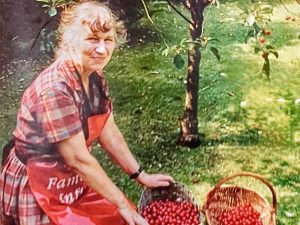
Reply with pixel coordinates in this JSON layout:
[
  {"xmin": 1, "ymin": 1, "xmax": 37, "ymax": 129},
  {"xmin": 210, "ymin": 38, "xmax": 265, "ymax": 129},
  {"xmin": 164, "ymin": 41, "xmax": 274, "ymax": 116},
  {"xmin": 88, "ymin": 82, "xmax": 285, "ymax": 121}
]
[
  {"xmin": 263, "ymin": 29, "xmax": 271, "ymax": 36},
  {"xmin": 259, "ymin": 38, "xmax": 266, "ymax": 44}
]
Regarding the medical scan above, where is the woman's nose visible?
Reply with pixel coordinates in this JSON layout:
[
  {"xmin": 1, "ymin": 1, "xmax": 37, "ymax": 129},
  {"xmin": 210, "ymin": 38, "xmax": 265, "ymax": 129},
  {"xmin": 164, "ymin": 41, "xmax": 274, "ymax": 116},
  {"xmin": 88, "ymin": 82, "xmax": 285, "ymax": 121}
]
[{"xmin": 95, "ymin": 41, "xmax": 107, "ymax": 54}]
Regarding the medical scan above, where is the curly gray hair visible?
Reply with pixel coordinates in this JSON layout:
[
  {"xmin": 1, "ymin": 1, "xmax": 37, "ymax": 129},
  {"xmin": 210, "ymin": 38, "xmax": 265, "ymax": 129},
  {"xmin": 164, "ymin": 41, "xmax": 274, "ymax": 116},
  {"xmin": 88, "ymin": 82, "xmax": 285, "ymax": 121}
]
[{"xmin": 55, "ymin": 1, "xmax": 126, "ymax": 61}]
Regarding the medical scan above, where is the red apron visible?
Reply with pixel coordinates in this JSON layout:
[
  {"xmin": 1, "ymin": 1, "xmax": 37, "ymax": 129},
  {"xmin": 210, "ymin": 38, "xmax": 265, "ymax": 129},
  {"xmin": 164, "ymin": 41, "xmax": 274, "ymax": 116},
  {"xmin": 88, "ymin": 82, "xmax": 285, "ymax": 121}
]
[{"xmin": 27, "ymin": 110, "xmax": 129, "ymax": 225}]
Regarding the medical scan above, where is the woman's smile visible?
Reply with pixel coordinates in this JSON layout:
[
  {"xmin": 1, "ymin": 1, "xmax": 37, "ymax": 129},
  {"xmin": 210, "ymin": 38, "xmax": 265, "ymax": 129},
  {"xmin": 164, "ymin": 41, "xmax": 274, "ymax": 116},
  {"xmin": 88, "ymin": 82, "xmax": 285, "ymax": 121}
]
[{"xmin": 91, "ymin": 56, "xmax": 106, "ymax": 62}]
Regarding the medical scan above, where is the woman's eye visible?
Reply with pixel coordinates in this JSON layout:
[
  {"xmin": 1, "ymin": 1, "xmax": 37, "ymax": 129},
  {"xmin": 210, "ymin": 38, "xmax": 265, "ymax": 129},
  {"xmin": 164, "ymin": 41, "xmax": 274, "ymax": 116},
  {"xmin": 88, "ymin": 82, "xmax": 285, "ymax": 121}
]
[
  {"xmin": 87, "ymin": 37, "xmax": 98, "ymax": 41},
  {"xmin": 105, "ymin": 38, "xmax": 113, "ymax": 42}
]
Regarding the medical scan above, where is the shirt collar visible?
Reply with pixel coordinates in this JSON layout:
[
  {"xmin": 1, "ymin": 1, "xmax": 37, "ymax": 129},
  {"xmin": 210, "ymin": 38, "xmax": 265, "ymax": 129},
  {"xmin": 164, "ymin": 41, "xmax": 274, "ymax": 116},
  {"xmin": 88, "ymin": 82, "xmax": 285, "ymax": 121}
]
[
  {"xmin": 59, "ymin": 60, "xmax": 81, "ymax": 91},
  {"xmin": 59, "ymin": 60, "xmax": 105, "ymax": 91}
]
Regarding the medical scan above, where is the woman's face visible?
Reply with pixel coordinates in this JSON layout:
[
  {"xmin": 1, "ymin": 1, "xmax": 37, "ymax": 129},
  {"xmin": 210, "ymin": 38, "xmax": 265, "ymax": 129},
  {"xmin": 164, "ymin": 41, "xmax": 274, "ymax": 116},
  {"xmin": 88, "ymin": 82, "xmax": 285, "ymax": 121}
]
[{"xmin": 78, "ymin": 28, "xmax": 116, "ymax": 74}]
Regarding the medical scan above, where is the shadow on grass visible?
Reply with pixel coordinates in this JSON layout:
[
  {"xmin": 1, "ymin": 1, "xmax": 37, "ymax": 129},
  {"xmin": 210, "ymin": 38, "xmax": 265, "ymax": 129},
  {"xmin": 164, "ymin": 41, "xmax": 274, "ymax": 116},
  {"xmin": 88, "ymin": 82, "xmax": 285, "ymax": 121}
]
[{"xmin": 202, "ymin": 128, "xmax": 261, "ymax": 146}]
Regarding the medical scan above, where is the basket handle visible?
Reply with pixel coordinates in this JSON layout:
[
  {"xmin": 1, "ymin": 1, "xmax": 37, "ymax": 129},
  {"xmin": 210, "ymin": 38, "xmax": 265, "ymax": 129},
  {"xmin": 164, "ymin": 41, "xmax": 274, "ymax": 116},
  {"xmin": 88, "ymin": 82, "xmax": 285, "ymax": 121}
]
[{"xmin": 213, "ymin": 172, "xmax": 277, "ymax": 212}]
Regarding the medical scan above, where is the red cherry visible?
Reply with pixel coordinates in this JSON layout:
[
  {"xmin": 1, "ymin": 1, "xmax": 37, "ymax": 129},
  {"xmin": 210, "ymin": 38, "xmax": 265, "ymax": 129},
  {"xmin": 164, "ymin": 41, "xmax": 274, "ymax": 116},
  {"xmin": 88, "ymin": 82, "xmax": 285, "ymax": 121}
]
[
  {"xmin": 264, "ymin": 29, "xmax": 271, "ymax": 35},
  {"xmin": 259, "ymin": 38, "xmax": 266, "ymax": 44},
  {"xmin": 142, "ymin": 200, "xmax": 201, "ymax": 225},
  {"xmin": 217, "ymin": 205, "xmax": 262, "ymax": 225}
]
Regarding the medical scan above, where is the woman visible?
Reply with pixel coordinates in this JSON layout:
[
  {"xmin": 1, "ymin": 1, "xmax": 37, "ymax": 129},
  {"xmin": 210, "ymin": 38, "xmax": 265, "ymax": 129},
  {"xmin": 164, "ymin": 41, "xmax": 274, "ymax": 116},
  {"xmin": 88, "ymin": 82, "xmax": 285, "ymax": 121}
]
[{"xmin": 0, "ymin": 2, "xmax": 174, "ymax": 225}]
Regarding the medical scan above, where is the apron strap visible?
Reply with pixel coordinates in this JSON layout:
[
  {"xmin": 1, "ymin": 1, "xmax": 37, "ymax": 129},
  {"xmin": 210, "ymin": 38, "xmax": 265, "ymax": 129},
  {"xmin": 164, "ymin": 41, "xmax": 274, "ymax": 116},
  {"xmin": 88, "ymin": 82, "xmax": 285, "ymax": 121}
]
[
  {"xmin": 75, "ymin": 69, "xmax": 111, "ymax": 143},
  {"xmin": 1, "ymin": 139, "xmax": 15, "ymax": 166},
  {"xmin": 75, "ymin": 68, "xmax": 93, "ymax": 141}
]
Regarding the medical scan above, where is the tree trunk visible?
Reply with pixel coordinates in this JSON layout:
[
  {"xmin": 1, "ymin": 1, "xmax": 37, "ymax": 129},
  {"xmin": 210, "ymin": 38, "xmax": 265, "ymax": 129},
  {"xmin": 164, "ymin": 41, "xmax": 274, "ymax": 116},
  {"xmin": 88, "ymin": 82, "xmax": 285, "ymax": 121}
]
[{"xmin": 177, "ymin": 1, "xmax": 207, "ymax": 148}]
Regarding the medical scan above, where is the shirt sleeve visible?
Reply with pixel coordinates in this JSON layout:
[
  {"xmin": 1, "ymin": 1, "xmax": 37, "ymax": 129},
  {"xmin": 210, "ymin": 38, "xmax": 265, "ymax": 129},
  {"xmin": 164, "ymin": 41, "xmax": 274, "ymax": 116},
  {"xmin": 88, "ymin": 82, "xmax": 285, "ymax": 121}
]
[{"xmin": 33, "ymin": 87, "xmax": 83, "ymax": 143}]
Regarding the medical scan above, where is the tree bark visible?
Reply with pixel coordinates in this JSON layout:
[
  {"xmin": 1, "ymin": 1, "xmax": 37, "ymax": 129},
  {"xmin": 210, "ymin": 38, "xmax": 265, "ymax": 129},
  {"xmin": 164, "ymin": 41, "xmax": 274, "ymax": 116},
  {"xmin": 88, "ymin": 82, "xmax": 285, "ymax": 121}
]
[{"xmin": 177, "ymin": 0, "xmax": 208, "ymax": 148}]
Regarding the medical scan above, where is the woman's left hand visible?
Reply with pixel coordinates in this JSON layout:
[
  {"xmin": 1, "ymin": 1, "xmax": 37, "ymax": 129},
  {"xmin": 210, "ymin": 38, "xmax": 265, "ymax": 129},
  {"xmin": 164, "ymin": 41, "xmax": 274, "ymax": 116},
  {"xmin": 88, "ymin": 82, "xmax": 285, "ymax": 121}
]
[{"xmin": 137, "ymin": 171, "xmax": 175, "ymax": 188}]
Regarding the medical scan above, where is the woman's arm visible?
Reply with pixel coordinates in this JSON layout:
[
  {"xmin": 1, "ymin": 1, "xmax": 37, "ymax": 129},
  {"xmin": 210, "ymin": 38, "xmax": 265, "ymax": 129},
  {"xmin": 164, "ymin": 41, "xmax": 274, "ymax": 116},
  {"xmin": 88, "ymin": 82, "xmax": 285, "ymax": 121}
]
[
  {"xmin": 98, "ymin": 114, "xmax": 175, "ymax": 187},
  {"xmin": 57, "ymin": 131, "xmax": 148, "ymax": 225},
  {"xmin": 98, "ymin": 114, "xmax": 140, "ymax": 176},
  {"xmin": 57, "ymin": 131, "xmax": 128, "ymax": 208}
]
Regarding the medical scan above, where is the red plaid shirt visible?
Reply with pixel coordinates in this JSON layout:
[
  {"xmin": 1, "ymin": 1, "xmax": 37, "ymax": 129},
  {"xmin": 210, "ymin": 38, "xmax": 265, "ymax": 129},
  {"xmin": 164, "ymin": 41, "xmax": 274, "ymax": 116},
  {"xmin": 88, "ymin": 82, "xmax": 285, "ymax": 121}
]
[{"xmin": 13, "ymin": 59, "xmax": 110, "ymax": 161}]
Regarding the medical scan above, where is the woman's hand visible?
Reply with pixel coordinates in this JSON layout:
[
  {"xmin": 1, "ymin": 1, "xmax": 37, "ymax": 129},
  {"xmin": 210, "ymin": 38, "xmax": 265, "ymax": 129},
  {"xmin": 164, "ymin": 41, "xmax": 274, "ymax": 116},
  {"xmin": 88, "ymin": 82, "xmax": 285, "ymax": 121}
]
[
  {"xmin": 118, "ymin": 204, "xmax": 149, "ymax": 225},
  {"xmin": 137, "ymin": 171, "xmax": 175, "ymax": 188}
]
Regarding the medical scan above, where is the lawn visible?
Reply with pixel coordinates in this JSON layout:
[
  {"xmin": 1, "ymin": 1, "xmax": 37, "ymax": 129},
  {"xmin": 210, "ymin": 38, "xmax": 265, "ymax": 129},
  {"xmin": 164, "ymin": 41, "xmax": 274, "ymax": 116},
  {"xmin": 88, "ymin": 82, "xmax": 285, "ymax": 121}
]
[
  {"xmin": 0, "ymin": 0, "xmax": 300, "ymax": 224},
  {"xmin": 100, "ymin": 1, "xmax": 300, "ymax": 224}
]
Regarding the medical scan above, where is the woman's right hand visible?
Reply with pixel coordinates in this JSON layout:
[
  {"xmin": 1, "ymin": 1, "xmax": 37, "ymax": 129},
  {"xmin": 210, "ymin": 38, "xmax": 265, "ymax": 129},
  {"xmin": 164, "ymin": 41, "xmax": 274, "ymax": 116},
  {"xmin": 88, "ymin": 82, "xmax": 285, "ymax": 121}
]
[{"xmin": 118, "ymin": 204, "xmax": 149, "ymax": 225}]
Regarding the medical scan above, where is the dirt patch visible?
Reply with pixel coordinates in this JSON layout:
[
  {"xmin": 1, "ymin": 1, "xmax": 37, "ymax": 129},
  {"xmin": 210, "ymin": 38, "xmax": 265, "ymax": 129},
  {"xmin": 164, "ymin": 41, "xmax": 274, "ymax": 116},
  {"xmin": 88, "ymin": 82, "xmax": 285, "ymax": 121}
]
[
  {"xmin": 271, "ymin": 1, "xmax": 300, "ymax": 23},
  {"xmin": 0, "ymin": 0, "xmax": 58, "ymax": 68}
]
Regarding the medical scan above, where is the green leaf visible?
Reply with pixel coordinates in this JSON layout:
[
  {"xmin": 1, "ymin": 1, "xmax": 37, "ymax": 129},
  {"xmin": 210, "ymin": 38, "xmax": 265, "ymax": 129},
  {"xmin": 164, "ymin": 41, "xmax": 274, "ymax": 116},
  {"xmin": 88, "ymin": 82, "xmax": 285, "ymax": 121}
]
[
  {"xmin": 56, "ymin": 0, "xmax": 67, "ymax": 4},
  {"xmin": 257, "ymin": 4, "xmax": 273, "ymax": 14},
  {"xmin": 48, "ymin": 6, "xmax": 57, "ymax": 17},
  {"xmin": 151, "ymin": 1, "xmax": 168, "ymax": 5},
  {"xmin": 36, "ymin": 0, "xmax": 50, "ymax": 3},
  {"xmin": 253, "ymin": 22, "xmax": 261, "ymax": 35},
  {"xmin": 237, "ymin": 0, "xmax": 252, "ymax": 14},
  {"xmin": 185, "ymin": 40, "xmax": 202, "ymax": 46},
  {"xmin": 245, "ymin": 29, "xmax": 255, "ymax": 43},
  {"xmin": 270, "ymin": 51, "xmax": 279, "ymax": 58},
  {"xmin": 210, "ymin": 47, "xmax": 220, "ymax": 61},
  {"xmin": 162, "ymin": 48, "xmax": 169, "ymax": 57},
  {"xmin": 140, "ymin": 0, "xmax": 154, "ymax": 24},
  {"xmin": 266, "ymin": 45, "xmax": 275, "ymax": 50},
  {"xmin": 173, "ymin": 54, "xmax": 184, "ymax": 69},
  {"xmin": 179, "ymin": 38, "xmax": 187, "ymax": 46},
  {"xmin": 254, "ymin": 47, "xmax": 261, "ymax": 54},
  {"xmin": 284, "ymin": 211, "xmax": 296, "ymax": 218},
  {"xmin": 207, "ymin": 38, "xmax": 221, "ymax": 43}
]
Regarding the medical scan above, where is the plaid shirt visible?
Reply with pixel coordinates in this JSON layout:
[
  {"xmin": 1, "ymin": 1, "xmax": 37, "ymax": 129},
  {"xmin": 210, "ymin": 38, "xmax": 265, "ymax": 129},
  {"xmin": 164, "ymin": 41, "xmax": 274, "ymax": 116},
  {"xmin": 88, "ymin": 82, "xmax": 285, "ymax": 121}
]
[
  {"xmin": 0, "ymin": 59, "xmax": 111, "ymax": 225},
  {"xmin": 13, "ymin": 59, "xmax": 110, "ymax": 161}
]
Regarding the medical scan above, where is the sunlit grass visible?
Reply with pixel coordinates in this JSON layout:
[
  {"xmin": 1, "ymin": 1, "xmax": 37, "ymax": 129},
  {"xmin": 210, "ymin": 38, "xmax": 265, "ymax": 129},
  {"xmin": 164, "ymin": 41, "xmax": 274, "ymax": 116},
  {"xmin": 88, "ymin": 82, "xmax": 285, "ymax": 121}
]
[{"xmin": 104, "ymin": 2, "xmax": 300, "ymax": 224}]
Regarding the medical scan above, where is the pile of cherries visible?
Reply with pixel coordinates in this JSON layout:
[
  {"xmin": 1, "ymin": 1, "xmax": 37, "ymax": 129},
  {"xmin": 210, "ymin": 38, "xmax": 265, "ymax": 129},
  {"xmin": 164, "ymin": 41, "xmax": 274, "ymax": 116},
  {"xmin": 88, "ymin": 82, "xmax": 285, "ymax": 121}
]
[
  {"xmin": 216, "ymin": 203, "xmax": 263, "ymax": 225},
  {"xmin": 141, "ymin": 199, "xmax": 201, "ymax": 225}
]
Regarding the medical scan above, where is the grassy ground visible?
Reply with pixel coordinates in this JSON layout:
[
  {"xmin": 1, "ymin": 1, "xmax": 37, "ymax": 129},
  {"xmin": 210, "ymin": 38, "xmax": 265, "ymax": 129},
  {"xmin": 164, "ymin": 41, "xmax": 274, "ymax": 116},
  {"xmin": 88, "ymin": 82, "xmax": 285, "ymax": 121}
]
[
  {"xmin": 100, "ymin": 1, "xmax": 300, "ymax": 224},
  {"xmin": 0, "ymin": 1, "xmax": 300, "ymax": 224}
]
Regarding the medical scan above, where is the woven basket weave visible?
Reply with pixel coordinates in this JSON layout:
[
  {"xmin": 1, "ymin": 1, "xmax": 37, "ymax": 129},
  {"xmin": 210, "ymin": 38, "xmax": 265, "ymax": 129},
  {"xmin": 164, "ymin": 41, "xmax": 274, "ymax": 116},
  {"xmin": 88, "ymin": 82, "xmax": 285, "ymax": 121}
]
[
  {"xmin": 138, "ymin": 182, "xmax": 197, "ymax": 214},
  {"xmin": 202, "ymin": 172, "xmax": 277, "ymax": 225}
]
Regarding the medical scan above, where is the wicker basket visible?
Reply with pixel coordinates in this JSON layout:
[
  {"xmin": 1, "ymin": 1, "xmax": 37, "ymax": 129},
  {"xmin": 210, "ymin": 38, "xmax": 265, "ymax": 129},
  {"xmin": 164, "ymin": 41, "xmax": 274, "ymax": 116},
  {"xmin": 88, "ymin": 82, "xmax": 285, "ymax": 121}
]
[
  {"xmin": 138, "ymin": 182, "xmax": 197, "ymax": 214},
  {"xmin": 202, "ymin": 172, "xmax": 277, "ymax": 225}
]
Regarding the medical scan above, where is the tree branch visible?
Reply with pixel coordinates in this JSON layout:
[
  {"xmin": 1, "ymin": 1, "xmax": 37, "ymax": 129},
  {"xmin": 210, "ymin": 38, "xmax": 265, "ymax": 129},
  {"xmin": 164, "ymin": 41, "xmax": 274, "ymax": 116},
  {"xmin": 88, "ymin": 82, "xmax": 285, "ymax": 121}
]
[
  {"xmin": 28, "ymin": 18, "xmax": 59, "ymax": 58},
  {"xmin": 165, "ymin": 0, "xmax": 194, "ymax": 27},
  {"xmin": 278, "ymin": 0, "xmax": 299, "ymax": 17},
  {"xmin": 140, "ymin": 0, "xmax": 154, "ymax": 24}
]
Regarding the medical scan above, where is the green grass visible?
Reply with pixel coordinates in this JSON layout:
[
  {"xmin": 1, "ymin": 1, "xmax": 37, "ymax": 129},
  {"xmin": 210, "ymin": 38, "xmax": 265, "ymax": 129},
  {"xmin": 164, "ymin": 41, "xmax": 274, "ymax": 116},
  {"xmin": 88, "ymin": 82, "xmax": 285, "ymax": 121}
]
[
  {"xmin": 1, "ymin": 1, "xmax": 300, "ymax": 224},
  {"xmin": 101, "ymin": 2, "xmax": 300, "ymax": 224}
]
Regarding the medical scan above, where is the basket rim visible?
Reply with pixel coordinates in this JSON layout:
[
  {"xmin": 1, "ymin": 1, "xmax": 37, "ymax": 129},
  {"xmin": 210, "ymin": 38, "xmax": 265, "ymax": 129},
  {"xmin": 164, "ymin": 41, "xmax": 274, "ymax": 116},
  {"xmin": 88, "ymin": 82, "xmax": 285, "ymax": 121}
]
[
  {"xmin": 202, "ymin": 184, "xmax": 274, "ymax": 211},
  {"xmin": 203, "ymin": 185, "xmax": 277, "ymax": 225},
  {"xmin": 202, "ymin": 172, "xmax": 277, "ymax": 212}
]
